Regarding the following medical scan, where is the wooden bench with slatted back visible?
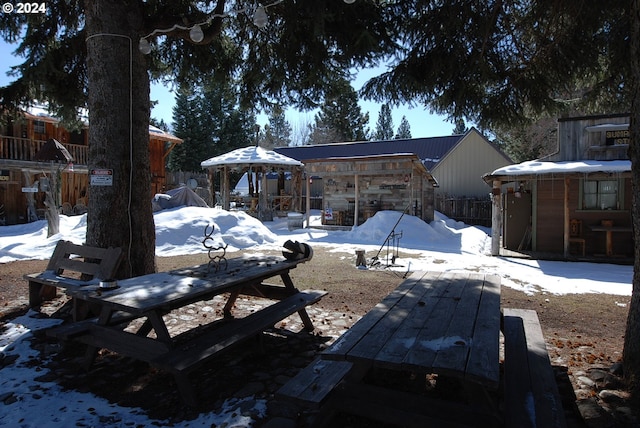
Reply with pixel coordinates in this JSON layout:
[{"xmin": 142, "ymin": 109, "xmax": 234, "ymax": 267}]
[{"xmin": 24, "ymin": 240, "xmax": 123, "ymax": 319}]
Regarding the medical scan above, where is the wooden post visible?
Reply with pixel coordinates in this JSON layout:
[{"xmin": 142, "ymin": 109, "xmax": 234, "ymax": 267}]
[
  {"xmin": 491, "ymin": 180, "xmax": 502, "ymax": 256},
  {"xmin": 259, "ymin": 167, "xmax": 269, "ymax": 220},
  {"xmin": 563, "ymin": 177, "xmax": 570, "ymax": 258},
  {"xmin": 305, "ymin": 174, "xmax": 311, "ymax": 228},
  {"xmin": 221, "ymin": 166, "xmax": 228, "ymax": 210},
  {"xmin": 354, "ymin": 173, "xmax": 359, "ymax": 226}
]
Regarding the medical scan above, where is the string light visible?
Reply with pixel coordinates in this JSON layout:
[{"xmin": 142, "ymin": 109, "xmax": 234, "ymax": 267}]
[
  {"xmin": 138, "ymin": 0, "xmax": 284, "ymax": 54},
  {"xmin": 138, "ymin": 37, "xmax": 151, "ymax": 54},
  {"xmin": 253, "ymin": 6, "xmax": 268, "ymax": 29},
  {"xmin": 189, "ymin": 24, "xmax": 204, "ymax": 43}
]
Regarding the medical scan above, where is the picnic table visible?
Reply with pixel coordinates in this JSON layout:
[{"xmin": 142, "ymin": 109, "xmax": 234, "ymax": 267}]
[
  {"xmin": 321, "ymin": 270, "xmax": 503, "ymax": 426},
  {"xmin": 279, "ymin": 270, "xmax": 566, "ymax": 427},
  {"xmin": 48, "ymin": 250, "xmax": 325, "ymax": 405}
]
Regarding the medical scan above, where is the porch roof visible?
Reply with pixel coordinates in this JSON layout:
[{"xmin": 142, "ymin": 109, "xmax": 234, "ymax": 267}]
[{"xmin": 484, "ymin": 160, "xmax": 631, "ymax": 183}]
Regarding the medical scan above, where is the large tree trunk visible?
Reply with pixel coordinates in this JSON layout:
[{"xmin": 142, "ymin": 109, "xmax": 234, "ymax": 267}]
[
  {"xmin": 624, "ymin": 0, "xmax": 640, "ymax": 405},
  {"xmin": 84, "ymin": 0, "xmax": 156, "ymax": 278}
]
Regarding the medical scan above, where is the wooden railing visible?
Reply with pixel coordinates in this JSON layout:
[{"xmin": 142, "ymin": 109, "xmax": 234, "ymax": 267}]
[{"xmin": 0, "ymin": 135, "xmax": 88, "ymax": 165}]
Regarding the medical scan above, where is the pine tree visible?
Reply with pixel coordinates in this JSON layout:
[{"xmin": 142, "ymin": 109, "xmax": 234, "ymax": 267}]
[
  {"xmin": 308, "ymin": 78, "xmax": 369, "ymax": 143},
  {"xmin": 0, "ymin": 1, "xmax": 395, "ymax": 278},
  {"xmin": 395, "ymin": 116, "xmax": 412, "ymax": 139},
  {"xmin": 170, "ymin": 82, "xmax": 256, "ymax": 172},
  {"xmin": 373, "ymin": 103, "xmax": 394, "ymax": 140},
  {"xmin": 168, "ymin": 90, "xmax": 212, "ymax": 172},
  {"xmin": 262, "ymin": 107, "xmax": 292, "ymax": 148},
  {"xmin": 452, "ymin": 119, "xmax": 468, "ymax": 135}
]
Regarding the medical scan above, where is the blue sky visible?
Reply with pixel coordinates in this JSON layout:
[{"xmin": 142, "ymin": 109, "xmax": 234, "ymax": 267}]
[{"xmin": 1, "ymin": 40, "xmax": 457, "ymax": 139}]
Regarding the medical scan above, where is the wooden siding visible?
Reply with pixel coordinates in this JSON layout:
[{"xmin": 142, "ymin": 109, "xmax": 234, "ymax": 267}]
[
  {"xmin": 532, "ymin": 177, "xmax": 633, "ymax": 256},
  {"xmin": 305, "ymin": 156, "xmax": 435, "ymax": 224},
  {"xmin": 432, "ymin": 131, "xmax": 511, "ymax": 198},
  {"xmin": 0, "ymin": 169, "xmax": 25, "ymax": 224},
  {"xmin": 551, "ymin": 114, "xmax": 629, "ymax": 162},
  {"xmin": 534, "ymin": 179, "xmax": 567, "ymax": 253},
  {"xmin": 1, "ymin": 113, "xmax": 181, "ymax": 224}
]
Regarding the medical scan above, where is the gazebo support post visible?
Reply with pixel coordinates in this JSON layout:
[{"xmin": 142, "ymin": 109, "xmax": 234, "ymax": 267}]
[
  {"xmin": 259, "ymin": 167, "xmax": 269, "ymax": 221},
  {"xmin": 491, "ymin": 180, "xmax": 502, "ymax": 256},
  {"xmin": 292, "ymin": 168, "xmax": 302, "ymax": 213},
  {"xmin": 222, "ymin": 166, "xmax": 229, "ymax": 210}
]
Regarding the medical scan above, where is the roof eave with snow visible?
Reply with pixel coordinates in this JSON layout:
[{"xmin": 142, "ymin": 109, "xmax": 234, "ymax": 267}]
[
  {"xmin": 201, "ymin": 146, "xmax": 304, "ymax": 169},
  {"xmin": 484, "ymin": 160, "xmax": 631, "ymax": 183}
]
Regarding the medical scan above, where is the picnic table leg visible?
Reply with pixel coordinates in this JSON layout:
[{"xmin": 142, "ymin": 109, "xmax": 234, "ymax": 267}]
[
  {"xmin": 223, "ymin": 289, "xmax": 242, "ymax": 317},
  {"xmin": 83, "ymin": 306, "xmax": 115, "ymax": 370},
  {"xmin": 463, "ymin": 382, "xmax": 502, "ymax": 426},
  {"xmin": 173, "ymin": 373, "xmax": 198, "ymax": 407},
  {"xmin": 280, "ymin": 272, "xmax": 299, "ymax": 292},
  {"xmin": 297, "ymin": 309, "xmax": 315, "ymax": 331},
  {"xmin": 135, "ymin": 319, "xmax": 154, "ymax": 337},
  {"xmin": 146, "ymin": 311, "xmax": 172, "ymax": 343},
  {"xmin": 280, "ymin": 272, "xmax": 316, "ymax": 330}
]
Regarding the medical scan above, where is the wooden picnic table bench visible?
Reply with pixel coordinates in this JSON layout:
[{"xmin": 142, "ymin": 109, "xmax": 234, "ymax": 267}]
[
  {"xmin": 279, "ymin": 271, "xmax": 567, "ymax": 428},
  {"xmin": 280, "ymin": 270, "xmax": 503, "ymax": 427},
  {"xmin": 24, "ymin": 240, "xmax": 123, "ymax": 320},
  {"xmin": 503, "ymin": 308, "xmax": 567, "ymax": 428},
  {"xmin": 47, "ymin": 249, "xmax": 324, "ymax": 406}
]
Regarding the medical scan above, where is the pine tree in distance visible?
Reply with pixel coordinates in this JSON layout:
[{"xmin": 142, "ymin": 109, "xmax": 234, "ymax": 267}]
[
  {"xmin": 395, "ymin": 116, "xmax": 412, "ymax": 139},
  {"xmin": 373, "ymin": 103, "xmax": 394, "ymax": 140}
]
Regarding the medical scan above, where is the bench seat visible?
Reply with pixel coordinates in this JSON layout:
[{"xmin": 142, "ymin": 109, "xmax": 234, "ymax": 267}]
[
  {"xmin": 503, "ymin": 308, "xmax": 567, "ymax": 428},
  {"xmin": 46, "ymin": 311, "xmax": 140, "ymax": 341},
  {"xmin": 152, "ymin": 289, "xmax": 327, "ymax": 405},
  {"xmin": 277, "ymin": 357, "xmax": 353, "ymax": 409}
]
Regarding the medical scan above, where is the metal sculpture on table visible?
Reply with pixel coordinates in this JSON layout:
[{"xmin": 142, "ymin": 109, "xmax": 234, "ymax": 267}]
[{"xmin": 202, "ymin": 224, "xmax": 228, "ymax": 273}]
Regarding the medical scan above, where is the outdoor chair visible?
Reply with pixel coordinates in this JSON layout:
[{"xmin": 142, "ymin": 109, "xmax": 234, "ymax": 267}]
[{"xmin": 569, "ymin": 218, "xmax": 586, "ymax": 256}]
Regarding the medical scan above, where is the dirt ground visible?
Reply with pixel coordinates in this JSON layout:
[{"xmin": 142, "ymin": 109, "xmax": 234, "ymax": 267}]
[
  {"xmin": 0, "ymin": 247, "xmax": 635, "ymax": 425},
  {"xmin": 2, "ymin": 248, "xmax": 629, "ymax": 372}
]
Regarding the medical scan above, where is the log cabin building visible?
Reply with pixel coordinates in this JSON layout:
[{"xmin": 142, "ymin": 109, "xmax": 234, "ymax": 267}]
[{"xmin": 0, "ymin": 106, "xmax": 182, "ymax": 225}]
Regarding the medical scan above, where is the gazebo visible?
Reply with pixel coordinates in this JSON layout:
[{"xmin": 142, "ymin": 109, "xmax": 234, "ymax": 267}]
[{"xmin": 200, "ymin": 145, "xmax": 304, "ymax": 220}]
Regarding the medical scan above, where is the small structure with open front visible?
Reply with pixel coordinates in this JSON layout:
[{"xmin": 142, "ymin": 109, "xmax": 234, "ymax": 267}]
[{"xmin": 484, "ymin": 113, "xmax": 633, "ymax": 261}]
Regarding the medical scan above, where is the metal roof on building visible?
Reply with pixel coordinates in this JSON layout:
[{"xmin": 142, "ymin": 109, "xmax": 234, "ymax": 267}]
[{"xmin": 273, "ymin": 135, "xmax": 463, "ymax": 171}]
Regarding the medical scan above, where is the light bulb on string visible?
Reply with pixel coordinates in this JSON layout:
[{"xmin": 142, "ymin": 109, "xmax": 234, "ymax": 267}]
[
  {"xmin": 138, "ymin": 38, "xmax": 151, "ymax": 54},
  {"xmin": 253, "ymin": 6, "xmax": 268, "ymax": 28},
  {"xmin": 344, "ymin": 0, "xmax": 356, "ymax": 3},
  {"xmin": 138, "ymin": 0, "xmax": 286, "ymax": 53},
  {"xmin": 189, "ymin": 24, "xmax": 204, "ymax": 43}
]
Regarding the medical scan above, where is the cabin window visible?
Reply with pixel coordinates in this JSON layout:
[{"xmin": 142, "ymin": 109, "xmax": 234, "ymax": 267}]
[
  {"xmin": 33, "ymin": 120, "xmax": 45, "ymax": 135},
  {"xmin": 581, "ymin": 179, "xmax": 622, "ymax": 210}
]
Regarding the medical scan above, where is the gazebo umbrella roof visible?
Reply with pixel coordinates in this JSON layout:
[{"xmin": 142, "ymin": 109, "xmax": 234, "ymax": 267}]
[
  {"xmin": 34, "ymin": 138, "xmax": 74, "ymax": 163},
  {"xmin": 200, "ymin": 145, "xmax": 303, "ymax": 169}
]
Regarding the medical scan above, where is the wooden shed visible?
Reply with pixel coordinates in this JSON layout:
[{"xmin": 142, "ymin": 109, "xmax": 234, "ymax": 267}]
[
  {"xmin": 483, "ymin": 113, "xmax": 633, "ymax": 262},
  {"xmin": 302, "ymin": 153, "xmax": 438, "ymax": 227}
]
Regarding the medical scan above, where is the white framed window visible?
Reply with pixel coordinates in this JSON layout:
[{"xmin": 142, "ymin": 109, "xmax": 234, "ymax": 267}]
[
  {"xmin": 33, "ymin": 120, "xmax": 45, "ymax": 135},
  {"xmin": 581, "ymin": 179, "xmax": 622, "ymax": 210}
]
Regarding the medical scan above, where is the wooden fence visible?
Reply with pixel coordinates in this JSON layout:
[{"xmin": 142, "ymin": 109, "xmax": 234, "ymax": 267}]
[{"xmin": 435, "ymin": 195, "xmax": 492, "ymax": 227}]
